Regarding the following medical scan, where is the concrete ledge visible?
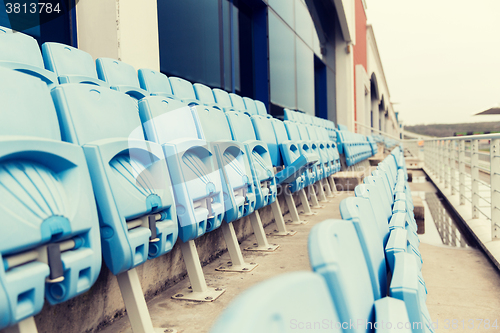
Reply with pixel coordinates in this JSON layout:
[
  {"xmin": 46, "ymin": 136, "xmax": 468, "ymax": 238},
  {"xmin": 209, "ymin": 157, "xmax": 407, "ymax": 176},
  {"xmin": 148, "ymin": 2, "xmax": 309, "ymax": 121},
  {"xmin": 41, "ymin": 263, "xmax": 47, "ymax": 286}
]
[
  {"xmin": 423, "ymin": 167, "xmax": 500, "ymax": 271},
  {"xmin": 413, "ymin": 195, "xmax": 425, "ymax": 234},
  {"xmin": 333, "ymin": 170, "xmax": 365, "ymax": 191}
]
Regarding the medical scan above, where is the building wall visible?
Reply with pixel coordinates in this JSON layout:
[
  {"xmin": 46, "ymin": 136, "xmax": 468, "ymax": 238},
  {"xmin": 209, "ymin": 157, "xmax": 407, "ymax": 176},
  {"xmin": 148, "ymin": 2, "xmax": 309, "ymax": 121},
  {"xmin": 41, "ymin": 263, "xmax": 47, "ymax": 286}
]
[{"xmin": 352, "ymin": 0, "xmax": 367, "ymax": 133}]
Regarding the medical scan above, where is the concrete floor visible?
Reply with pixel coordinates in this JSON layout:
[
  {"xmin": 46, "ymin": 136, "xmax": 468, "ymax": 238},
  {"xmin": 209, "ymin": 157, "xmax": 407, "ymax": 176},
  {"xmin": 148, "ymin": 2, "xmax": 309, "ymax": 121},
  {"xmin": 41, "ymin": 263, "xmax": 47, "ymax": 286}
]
[{"xmin": 99, "ymin": 172, "xmax": 500, "ymax": 333}]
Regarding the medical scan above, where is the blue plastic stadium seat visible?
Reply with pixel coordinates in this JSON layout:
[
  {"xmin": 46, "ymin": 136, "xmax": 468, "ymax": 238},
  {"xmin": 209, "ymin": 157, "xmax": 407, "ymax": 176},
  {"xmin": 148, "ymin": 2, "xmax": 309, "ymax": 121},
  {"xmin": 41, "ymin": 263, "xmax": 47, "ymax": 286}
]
[
  {"xmin": 254, "ymin": 100, "xmax": 270, "ymax": 117},
  {"xmin": 0, "ymin": 26, "xmax": 57, "ymax": 88},
  {"xmin": 338, "ymin": 124, "xmax": 349, "ymax": 131},
  {"xmin": 295, "ymin": 122, "xmax": 325, "ymax": 180},
  {"xmin": 305, "ymin": 124, "xmax": 334, "ymax": 177},
  {"xmin": 42, "ymin": 42, "xmax": 109, "ymax": 87},
  {"xmin": 193, "ymin": 83, "xmax": 217, "ymax": 105},
  {"xmin": 138, "ymin": 69, "xmax": 176, "ymax": 99},
  {"xmin": 251, "ymin": 116, "xmax": 310, "ymax": 187},
  {"xmin": 210, "ymin": 272, "xmax": 342, "ymax": 333},
  {"xmin": 194, "ymin": 105, "xmax": 256, "ymax": 221},
  {"xmin": 242, "ymin": 97, "xmax": 258, "ymax": 116},
  {"xmin": 283, "ymin": 120, "xmax": 318, "ymax": 187},
  {"xmin": 229, "ymin": 93, "xmax": 246, "ymax": 112},
  {"xmin": 169, "ymin": 76, "xmax": 202, "ymax": 106},
  {"xmin": 213, "ymin": 88, "xmax": 238, "ymax": 113},
  {"xmin": 0, "ymin": 69, "xmax": 101, "ymax": 330},
  {"xmin": 51, "ymin": 84, "xmax": 178, "ymax": 274},
  {"xmin": 225, "ymin": 111, "xmax": 276, "ymax": 210},
  {"xmin": 138, "ymin": 97, "xmax": 224, "ymax": 241},
  {"xmin": 96, "ymin": 58, "xmax": 149, "ymax": 99},
  {"xmin": 308, "ymin": 219, "xmax": 413, "ymax": 333}
]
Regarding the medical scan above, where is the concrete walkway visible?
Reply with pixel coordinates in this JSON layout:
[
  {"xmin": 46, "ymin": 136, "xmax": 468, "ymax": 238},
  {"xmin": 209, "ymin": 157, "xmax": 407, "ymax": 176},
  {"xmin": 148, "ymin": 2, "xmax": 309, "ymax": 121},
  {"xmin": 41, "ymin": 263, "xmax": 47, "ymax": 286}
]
[{"xmin": 98, "ymin": 172, "xmax": 500, "ymax": 333}]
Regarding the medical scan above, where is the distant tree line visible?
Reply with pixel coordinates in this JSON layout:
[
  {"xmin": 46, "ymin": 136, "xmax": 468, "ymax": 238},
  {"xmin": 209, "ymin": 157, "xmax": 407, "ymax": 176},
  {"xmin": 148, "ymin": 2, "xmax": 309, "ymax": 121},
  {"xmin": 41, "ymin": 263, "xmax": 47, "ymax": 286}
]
[{"xmin": 405, "ymin": 121, "xmax": 500, "ymax": 137}]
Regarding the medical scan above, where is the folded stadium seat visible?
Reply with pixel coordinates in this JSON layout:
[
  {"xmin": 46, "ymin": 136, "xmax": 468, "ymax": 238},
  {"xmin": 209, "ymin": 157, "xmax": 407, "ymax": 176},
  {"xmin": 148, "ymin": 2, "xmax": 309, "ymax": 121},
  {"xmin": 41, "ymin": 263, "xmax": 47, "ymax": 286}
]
[
  {"xmin": 229, "ymin": 93, "xmax": 246, "ymax": 112},
  {"xmin": 95, "ymin": 58, "xmax": 149, "ymax": 99},
  {"xmin": 269, "ymin": 118, "xmax": 322, "ymax": 225},
  {"xmin": 191, "ymin": 105, "xmax": 260, "ymax": 271},
  {"xmin": 295, "ymin": 123, "xmax": 325, "ymax": 181},
  {"xmin": 209, "ymin": 271, "xmax": 343, "ymax": 333},
  {"xmin": 193, "ymin": 82, "xmax": 218, "ymax": 106},
  {"xmin": 223, "ymin": 111, "xmax": 285, "ymax": 248},
  {"xmin": 283, "ymin": 108, "xmax": 296, "ymax": 121},
  {"xmin": 308, "ymin": 219, "xmax": 413, "ymax": 333},
  {"xmin": 138, "ymin": 96, "xmax": 226, "ymax": 300},
  {"xmin": 242, "ymin": 97, "xmax": 259, "ymax": 116},
  {"xmin": 0, "ymin": 70, "xmax": 100, "ymax": 332},
  {"xmin": 52, "ymin": 83, "xmax": 179, "ymax": 331},
  {"xmin": 367, "ymin": 135, "xmax": 379, "ymax": 155},
  {"xmin": 42, "ymin": 42, "xmax": 109, "ymax": 87},
  {"xmin": 317, "ymin": 125, "xmax": 342, "ymax": 175},
  {"xmin": 213, "ymin": 88, "xmax": 239, "ymax": 113},
  {"xmin": 169, "ymin": 76, "xmax": 205, "ymax": 106},
  {"xmin": 338, "ymin": 124, "xmax": 349, "ymax": 131},
  {"xmin": 0, "ymin": 26, "xmax": 57, "ymax": 88},
  {"xmin": 138, "ymin": 68, "xmax": 176, "ymax": 99}
]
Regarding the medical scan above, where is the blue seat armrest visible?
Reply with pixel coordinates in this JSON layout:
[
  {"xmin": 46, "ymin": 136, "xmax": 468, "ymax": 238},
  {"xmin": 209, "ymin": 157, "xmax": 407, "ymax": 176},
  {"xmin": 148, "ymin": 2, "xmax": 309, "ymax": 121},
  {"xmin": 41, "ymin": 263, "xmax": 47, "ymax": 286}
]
[
  {"xmin": 58, "ymin": 75, "xmax": 110, "ymax": 88},
  {"xmin": 110, "ymin": 85, "xmax": 149, "ymax": 100},
  {"xmin": 374, "ymin": 297, "xmax": 412, "ymax": 333},
  {"xmin": 0, "ymin": 61, "xmax": 58, "ymax": 88},
  {"xmin": 275, "ymin": 155, "xmax": 310, "ymax": 185},
  {"xmin": 385, "ymin": 228, "xmax": 408, "ymax": 272},
  {"xmin": 389, "ymin": 212, "xmax": 407, "ymax": 230}
]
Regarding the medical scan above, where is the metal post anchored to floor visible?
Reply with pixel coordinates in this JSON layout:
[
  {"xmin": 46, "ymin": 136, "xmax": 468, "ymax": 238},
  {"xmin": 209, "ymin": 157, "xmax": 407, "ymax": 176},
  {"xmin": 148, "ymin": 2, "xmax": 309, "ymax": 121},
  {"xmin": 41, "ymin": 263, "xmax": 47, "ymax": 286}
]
[
  {"xmin": 458, "ymin": 140, "xmax": 466, "ymax": 205},
  {"xmin": 298, "ymin": 188, "xmax": 315, "ymax": 215},
  {"xmin": 323, "ymin": 177, "xmax": 334, "ymax": 197},
  {"xmin": 172, "ymin": 241, "xmax": 225, "ymax": 302},
  {"xmin": 284, "ymin": 191, "xmax": 308, "ymax": 224},
  {"xmin": 245, "ymin": 211, "xmax": 279, "ymax": 252},
  {"xmin": 269, "ymin": 198, "xmax": 297, "ymax": 236},
  {"xmin": 308, "ymin": 184, "xmax": 323, "ymax": 209},
  {"xmin": 217, "ymin": 222, "xmax": 258, "ymax": 272},
  {"xmin": 5, "ymin": 317, "xmax": 38, "ymax": 333},
  {"xmin": 117, "ymin": 268, "xmax": 177, "ymax": 333},
  {"xmin": 328, "ymin": 175, "xmax": 338, "ymax": 197},
  {"xmin": 317, "ymin": 178, "xmax": 329, "ymax": 202},
  {"xmin": 471, "ymin": 139, "xmax": 480, "ymax": 219}
]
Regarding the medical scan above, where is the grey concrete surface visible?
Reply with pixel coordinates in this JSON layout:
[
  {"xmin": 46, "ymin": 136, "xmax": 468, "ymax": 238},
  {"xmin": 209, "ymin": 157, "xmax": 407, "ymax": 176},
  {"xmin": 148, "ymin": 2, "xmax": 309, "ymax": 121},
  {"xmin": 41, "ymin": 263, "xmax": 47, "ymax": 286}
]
[{"xmin": 98, "ymin": 192, "xmax": 354, "ymax": 333}]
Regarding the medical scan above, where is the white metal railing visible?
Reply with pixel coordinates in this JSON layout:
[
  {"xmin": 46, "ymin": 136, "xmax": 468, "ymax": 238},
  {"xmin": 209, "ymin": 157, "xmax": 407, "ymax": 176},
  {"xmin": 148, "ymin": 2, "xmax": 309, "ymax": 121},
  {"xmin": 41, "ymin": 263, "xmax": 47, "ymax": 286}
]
[
  {"xmin": 412, "ymin": 133, "xmax": 500, "ymax": 240},
  {"xmin": 354, "ymin": 121, "xmax": 402, "ymax": 141}
]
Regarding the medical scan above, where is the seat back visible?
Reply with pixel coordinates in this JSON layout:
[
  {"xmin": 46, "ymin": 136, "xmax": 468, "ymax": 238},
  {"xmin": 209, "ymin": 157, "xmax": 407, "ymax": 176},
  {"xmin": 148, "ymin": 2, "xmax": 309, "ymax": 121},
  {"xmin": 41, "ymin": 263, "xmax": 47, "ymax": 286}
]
[
  {"xmin": 338, "ymin": 124, "xmax": 348, "ymax": 131},
  {"xmin": 169, "ymin": 77, "xmax": 197, "ymax": 102},
  {"xmin": 138, "ymin": 69, "xmax": 173, "ymax": 96},
  {"xmin": 96, "ymin": 58, "xmax": 141, "ymax": 88},
  {"xmin": 339, "ymin": 197, "xmax": 388, "ymax": 299},
  {"xmin": 283, "ymin": 121, "xmax": 301, "ymax": 141},
  {"xmin": 193, "ymin": 83, "xmax": 216, "ymax": 105},
  {"xmin": 195, "ymin": 106, "xmax": 233, "ymax": 142},
  {"xmin": 251, "ymin": 115, "xmax": 280, "ymax": 167},
  {"xmin": 52, "ymin": 85, "xmax": 144, "ymax": 144},
  {"xmin": 242, "ymin": 97, "xmax": 258, "ymax": 115},
  {"xmin": 254, "ymin": 100, "xmax": 268, "ymax": 116},
  {"xmin": 213, "ymin": 88, "xmax": 233, "ymax": 108},
  {"xmin": 225, "ymin": 111, "xmax": 257, "ymax": 142},
  {"xmin": 210, "ymin": 272, "xmax": 341, "ymax": 333},
  {"xmin": 297, "ymin": 123, "xmax": 311, "ymax": 140},
  {"xmin": 0, "ymin": 26, "xmax": 44, "ymax": 69},
  {"xmin": 354, "ymin": 184, "xmax": 390, "ymax": 244},
  {"xmin": 42, "ymin": 43, "xmax": 100, "ymax": 82},
  {"xmin": 229, "ymin": 93, "xmax": 245, "ymax": 111},
  {"xmin": 308, "ymin": 219, "xmax": 375, "ymax": 333}
]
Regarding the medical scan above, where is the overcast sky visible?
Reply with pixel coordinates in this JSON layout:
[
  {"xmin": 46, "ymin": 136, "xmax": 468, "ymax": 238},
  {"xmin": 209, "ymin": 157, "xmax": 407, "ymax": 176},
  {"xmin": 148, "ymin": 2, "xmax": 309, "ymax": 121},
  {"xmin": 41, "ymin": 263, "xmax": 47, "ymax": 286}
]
[{"xmin": 366, "ymin": 0, "xmax": 500, "ymax": 125}]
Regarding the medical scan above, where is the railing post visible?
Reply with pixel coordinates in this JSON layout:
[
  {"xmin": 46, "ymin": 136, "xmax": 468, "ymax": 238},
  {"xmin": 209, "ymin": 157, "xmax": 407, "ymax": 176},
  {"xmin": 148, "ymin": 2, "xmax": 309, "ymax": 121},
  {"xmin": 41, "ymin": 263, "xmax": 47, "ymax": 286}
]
[
  {"xmin": 471, "ymin": 139, "xmax": 480, "ymax": 219},
  {"xmin": 450, "ymin": 140, "xmax": 456, "ymax": 195},
  {"xmin": 444, "ymin": 140, "xmax": 450, "ymax": 189},
  {"xmin": 491, "ymin": 139, "xmax": 500, "ymax": 239},
  {"xmin": 459, "ymin": 140, "xmax": 465, "ymax": 205},
  {"xmin": 439, "ymin": 140, "xmax": 445, "ymax": 183}
]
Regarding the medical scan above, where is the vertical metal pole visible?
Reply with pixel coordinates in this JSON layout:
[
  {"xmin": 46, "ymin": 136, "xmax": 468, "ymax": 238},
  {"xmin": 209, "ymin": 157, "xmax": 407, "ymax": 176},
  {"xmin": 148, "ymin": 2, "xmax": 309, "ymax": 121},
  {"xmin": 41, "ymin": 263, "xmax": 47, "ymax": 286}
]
[
  {"xmin": 459, "ymin": 140, "xmax": 465, "ymax": 205},
  {"xmin": 4, "ymin": 317, "xmax": 38, "ymax": 333},
  {"xmin": 471, "ymin": 139, "xmax": 480, "ymax": 219},
  {"xmin": 308, "ymin": 185, "xmax": 322, "ymax": 208},
  {"xmin": 270, "ymin": 199, "xmax": 295, "ymax": 236},
  {"xmin": 444, "ymin": 140, "xmax": 450, "ymax": 189},
  {"xmin": 221, "ymin": 222, "xmax": 245, "ymax": 267},
  {"xmin": 491, "ymin": 139, "xmax": 500, "ymax": 239},
  {"xmin": 298, "ymin": 188, "xmax": 314, "ymax": 215},
  {"xmin": 450, "ymin": 140, "xmax": 456, "ymax": 195},
  {"xmin": 249, "ymin": 211, "xmax": 271, "ymax": 248}
]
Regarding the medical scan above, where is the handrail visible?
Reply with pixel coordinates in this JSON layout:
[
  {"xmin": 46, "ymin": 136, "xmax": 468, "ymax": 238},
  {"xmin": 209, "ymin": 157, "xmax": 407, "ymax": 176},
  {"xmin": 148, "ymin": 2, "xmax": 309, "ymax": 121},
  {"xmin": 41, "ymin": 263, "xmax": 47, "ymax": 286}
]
[{"xmin": 353, "ymin": 121, "xmax": 401, "ymax": 141}]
